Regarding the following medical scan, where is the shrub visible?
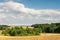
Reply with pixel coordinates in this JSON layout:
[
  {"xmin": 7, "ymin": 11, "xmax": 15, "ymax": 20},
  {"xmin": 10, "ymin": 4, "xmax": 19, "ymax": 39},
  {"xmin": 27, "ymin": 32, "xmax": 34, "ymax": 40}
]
[{"xmin": 2, "ymin": 27, "xmax": 41, "ymax": 36}]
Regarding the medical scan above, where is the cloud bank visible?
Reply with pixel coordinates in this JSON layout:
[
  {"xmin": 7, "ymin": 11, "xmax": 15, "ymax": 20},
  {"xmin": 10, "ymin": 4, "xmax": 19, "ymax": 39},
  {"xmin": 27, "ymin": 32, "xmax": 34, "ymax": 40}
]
[{"xmin": 0, "ymin": 1, "xmax": 60, "ymax": 25}]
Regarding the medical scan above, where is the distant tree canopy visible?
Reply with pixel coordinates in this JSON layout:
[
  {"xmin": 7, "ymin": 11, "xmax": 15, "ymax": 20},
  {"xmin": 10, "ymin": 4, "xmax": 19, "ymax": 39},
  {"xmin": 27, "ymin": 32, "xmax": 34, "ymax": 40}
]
[
  {"xmin": 0, "ymin": 25, "xmax": 10, "ymax": 30},
  {"xmin": 31, "ymin": 23, "xmax": 60, "ymax": 33}
]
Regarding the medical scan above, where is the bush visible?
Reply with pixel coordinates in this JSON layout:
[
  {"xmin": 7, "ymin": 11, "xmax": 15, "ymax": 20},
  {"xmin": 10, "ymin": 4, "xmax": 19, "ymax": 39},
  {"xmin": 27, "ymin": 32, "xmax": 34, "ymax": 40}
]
[{"xmin": 2, "ymin": 27, "xmax": 41, "ymax": 36}]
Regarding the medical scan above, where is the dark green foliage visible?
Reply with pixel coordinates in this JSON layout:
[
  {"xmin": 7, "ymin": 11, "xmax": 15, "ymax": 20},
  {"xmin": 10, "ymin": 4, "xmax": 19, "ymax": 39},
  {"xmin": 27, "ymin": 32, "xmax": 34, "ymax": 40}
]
[
  {"xmin": 31, "ymin": 23, "xmax": 60, "ymax": 33},
  {"xmin": 45, "ymin": 27, "xmax": 50, "ymax": 33},
  {"xmin": 0, "ymin": 25, "xmax": 10, "ymax": 30},
  {"xmin": 55, "ymin": 26, "xmax": 60, "ymax": 33}
]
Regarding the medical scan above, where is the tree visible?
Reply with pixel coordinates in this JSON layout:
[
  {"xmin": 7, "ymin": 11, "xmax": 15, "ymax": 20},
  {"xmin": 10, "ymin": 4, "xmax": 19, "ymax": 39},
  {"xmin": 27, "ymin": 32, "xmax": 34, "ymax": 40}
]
[
  {"xmin": 55, "ymin": 26, "xmax": 60, "ymax": 33},
  {"xmin": 0, "ymin": 25, "xmax": 10, "ymax": 30}
]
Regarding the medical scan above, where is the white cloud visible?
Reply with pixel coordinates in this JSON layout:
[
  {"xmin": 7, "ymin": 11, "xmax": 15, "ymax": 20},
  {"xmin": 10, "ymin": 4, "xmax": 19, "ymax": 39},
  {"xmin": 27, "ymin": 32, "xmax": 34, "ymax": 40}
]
[
  {"xmin": 0, "ymin": 1, "xmax": 60, "ymax": 25},
  {"xmin": 0, "ymin": 13, "xmax": 6, "ymax": 18}
]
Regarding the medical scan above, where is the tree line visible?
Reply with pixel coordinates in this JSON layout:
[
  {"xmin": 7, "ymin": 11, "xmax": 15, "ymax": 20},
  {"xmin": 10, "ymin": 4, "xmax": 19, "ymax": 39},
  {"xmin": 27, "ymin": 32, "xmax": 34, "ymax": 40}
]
[
  {"xmin": 0, "ymin": 23, "xmax": 60, "ymax": 36},
  {"xmin": 31, "ymin": 23, "xmax": 60, "ymax": 33}
]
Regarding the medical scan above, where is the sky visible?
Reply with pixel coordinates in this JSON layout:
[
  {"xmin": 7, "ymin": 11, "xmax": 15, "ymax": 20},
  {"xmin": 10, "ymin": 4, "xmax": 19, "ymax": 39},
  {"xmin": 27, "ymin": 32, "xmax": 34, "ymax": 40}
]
[{"xmin": 0, "ymin": 0, "xmax": 60, "ymax": 25}]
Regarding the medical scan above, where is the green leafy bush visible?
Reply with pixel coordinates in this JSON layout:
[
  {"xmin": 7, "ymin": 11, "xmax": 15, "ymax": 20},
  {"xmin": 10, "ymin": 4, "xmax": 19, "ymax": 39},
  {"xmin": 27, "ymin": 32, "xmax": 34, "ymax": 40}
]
[{"xmin": 2, "ymin": 27, "xmax": 41, "ymax": 36}]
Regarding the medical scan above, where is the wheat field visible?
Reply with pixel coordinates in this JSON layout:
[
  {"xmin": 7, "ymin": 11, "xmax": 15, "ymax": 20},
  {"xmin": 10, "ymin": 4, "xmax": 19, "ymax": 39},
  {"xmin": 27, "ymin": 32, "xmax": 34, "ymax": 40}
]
[{"xmin": 0, "ymin": 33, "xmax": 60, "ymax": 40}]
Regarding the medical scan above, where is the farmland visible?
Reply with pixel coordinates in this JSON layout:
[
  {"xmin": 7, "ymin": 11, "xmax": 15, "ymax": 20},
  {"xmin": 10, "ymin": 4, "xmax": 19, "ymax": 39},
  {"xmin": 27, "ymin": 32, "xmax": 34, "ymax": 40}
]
[{"xmin": 0, "ymin": 33, "xmax": 60, "ymax": 40}]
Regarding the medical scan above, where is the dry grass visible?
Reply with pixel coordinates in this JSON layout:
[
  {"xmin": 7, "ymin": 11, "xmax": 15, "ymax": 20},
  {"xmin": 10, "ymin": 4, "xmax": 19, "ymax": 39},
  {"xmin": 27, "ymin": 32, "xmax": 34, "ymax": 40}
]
[
  {"xmin": 0, "ymin": 30, "xmax": 3, "ymax": 35},
  {"xmin": 0, "ymin": 33, "xmax": 60, "ymax": 40}
]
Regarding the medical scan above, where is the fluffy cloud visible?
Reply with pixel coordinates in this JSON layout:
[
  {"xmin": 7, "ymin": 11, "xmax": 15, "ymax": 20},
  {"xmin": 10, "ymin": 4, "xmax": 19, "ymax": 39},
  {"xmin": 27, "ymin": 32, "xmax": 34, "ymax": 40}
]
[{"xmin": 0, "ymin": 1, "xmax": 60, "ymax": 25}]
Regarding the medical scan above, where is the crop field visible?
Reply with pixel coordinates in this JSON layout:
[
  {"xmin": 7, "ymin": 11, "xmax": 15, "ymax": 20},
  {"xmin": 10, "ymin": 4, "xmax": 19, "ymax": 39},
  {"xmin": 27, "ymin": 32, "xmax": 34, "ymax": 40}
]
[{"xmin": 0, "ymin": 34, "xmax": 60, "ymax": 40}]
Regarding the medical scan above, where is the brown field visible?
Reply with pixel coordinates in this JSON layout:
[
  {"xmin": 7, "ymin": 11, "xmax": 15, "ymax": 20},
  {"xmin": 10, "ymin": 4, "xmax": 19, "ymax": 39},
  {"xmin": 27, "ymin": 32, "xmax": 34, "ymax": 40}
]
[{"xmin": 0, "ymin": 33, "xmax": 60, "ymax": 40}]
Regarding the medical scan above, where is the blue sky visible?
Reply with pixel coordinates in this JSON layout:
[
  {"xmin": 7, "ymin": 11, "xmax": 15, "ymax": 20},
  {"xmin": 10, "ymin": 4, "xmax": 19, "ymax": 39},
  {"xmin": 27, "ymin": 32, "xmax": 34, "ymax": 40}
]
[
  {"xmin": 0, "ymin": 0, "xmax": 60, "ymax": 25},
  {"xmin": 15, "ymin": 0, "xmax": 60, "ymax": 9},
  {"xmin": 0, "ymin": 0, "xmax": 60, "ymax": 9}
]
